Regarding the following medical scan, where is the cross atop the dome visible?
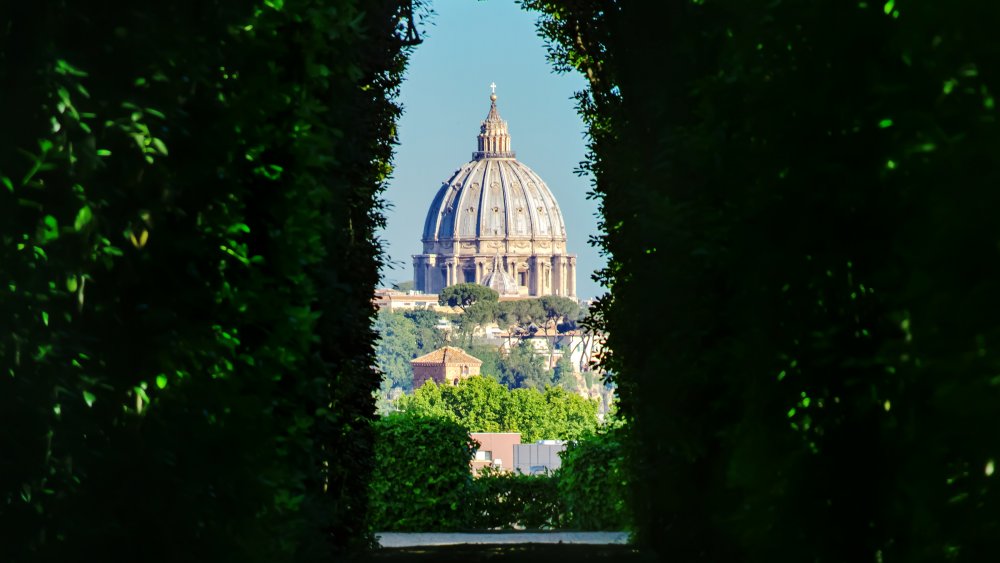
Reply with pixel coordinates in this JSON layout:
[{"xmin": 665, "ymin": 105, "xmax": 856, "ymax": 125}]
[{"xmin": 490, "ymin": 82, "xmax": 496, "ymax": 94}]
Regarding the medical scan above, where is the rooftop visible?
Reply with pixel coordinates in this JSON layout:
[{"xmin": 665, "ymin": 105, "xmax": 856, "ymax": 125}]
[{"xmin": 411, "ymin": 346, "xmax": 484, "ymax": 366}]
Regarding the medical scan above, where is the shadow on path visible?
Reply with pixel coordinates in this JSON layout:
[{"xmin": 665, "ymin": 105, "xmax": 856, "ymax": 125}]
[
  {"xmin": 376, "ymin": 531, "xmax": 630, "ymax": 547},
  {"xmin": 350, "ymin": 543, "xmax": 657, "ymax": 563}
]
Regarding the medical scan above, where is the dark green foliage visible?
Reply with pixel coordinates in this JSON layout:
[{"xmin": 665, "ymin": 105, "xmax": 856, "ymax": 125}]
[
  {"xmin": 374, "ymin": 309, "xmax": 445, "ymax": 392},
  {"xmin": 462, "ymin": 300, "xmax": 501, "ymax": 327},
  {"xmin": 0, "ymin": 0, "xmax": 414, "ymax": 560},
  {"xmin": 439, "ymin": 283, "xmax": 500, "ymax": 310},
  {"xmin": 405, "ymin": 308, "xmax": 449, "ymax": 339},
  {"xmin": 457, "ymin": 340, "xmax": 551, "ymax": 390},
  {"xmin": 375, "ymin": 309, "xmax": 420, "ymax": 391},
  {"xmin": 525, "ymin": 0, "xmax": 1000, "ymax": 561},
  {"xmin": 537, "ymin": 295, "xmax": 582, "ymax": 330},
  {"xmin": 398, "ymin": 376, "xmax": 599, "ymax": 442},
  {"xmin": 498, "ymin": 298, "xmax": 547, "ymax": 333},
  {"xmin": 558, "ymin": 427, "xmax": 630, "ymax": 531},
  {"xmin": 468, "ymin": 467, "xmax": 563, "ymax": 529},
  {"xmin": 463, "ymin": 343, "xmax": 508, "ymax": 382},
  {"xmin": 369, "ymin": 413, "xmax": 477, "ymax": 531},
  {"xmin": 553, "ymin": 356, "xmax": 579, "ymax": 392},
  {"xmin": 500, "ymin": 341, "xmax": 552, "ymax": 390}
]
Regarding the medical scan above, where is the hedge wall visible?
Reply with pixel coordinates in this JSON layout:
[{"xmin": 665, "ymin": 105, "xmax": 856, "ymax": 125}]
[
  {"xmin": 525, "ymin": 1, "xmax": 1000, "ymax": 561},
  {"xmin": 0, "ymin": 1, "xmax": 416, "ymax": 560},
  {"xmin": 369, "ymin": 414, "xmax": 477, "ymax": 531}
]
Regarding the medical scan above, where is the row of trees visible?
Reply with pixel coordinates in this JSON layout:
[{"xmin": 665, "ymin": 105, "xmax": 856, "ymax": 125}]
[
  {"xmin": 464, "ymin": 343, "xmax": 579, "ymax": 391},
  {"xmin": 439, "ymin": 283, "xmax": 584, "ymax": 334},
  {"xmin": 397, "ymin": 376, "xmax": 599, "ymax": 442},
  {"xmin": 526, "ymin": 0, "xmax": 1000, "ymax": 561},
  {"xmin": 374, "ymin": 289, "xmax": 587, "ymax": 397}
]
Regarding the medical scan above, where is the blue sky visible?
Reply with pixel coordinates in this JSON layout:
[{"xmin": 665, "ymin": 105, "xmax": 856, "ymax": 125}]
[{"xmin": 378, "ymin": 0, "xmax": 604, "ymax": 300}]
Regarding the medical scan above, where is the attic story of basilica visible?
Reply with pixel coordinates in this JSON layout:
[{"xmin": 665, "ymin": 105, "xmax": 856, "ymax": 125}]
[{"xmin": 413, "ymin": 87, "xmax": 577, "ymax": 298}]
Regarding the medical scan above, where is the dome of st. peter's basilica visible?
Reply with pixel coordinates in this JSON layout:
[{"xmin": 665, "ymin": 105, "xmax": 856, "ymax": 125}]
[{"xmin": 413, "ymin": 90, "xmax": 577, "ymax": 298}]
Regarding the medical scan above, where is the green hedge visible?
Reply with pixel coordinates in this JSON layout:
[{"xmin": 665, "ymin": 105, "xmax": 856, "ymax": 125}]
[
  {"xmin": 369, "ymin": 414, "xmax": 477, "ymax": 531},
  {"xmin": 558, "ymin": 426, "xmax": 630, "ymax": 530},
  {"xmin": 525, "ymin": 1, "xmax": 1000, "ymax": 559},
  {"xmin": 1, "ymin": 1, "xmax": 414, "ymax": 560},
  {"xmin": 468, "ymin": 467, "xmax": 564, "ymax": 529},
  {"xmin": 370, "ymin": 414, "xmax": 627, "ymax": 531}
]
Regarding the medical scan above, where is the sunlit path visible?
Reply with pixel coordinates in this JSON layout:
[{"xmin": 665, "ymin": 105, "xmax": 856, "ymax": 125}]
[{"xmin": 376, "ymin": 531, "xmax": 629, "ymax": 547}]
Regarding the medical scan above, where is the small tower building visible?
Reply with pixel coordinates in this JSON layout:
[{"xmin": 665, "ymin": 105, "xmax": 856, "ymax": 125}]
[{"xmin": 411, "ymin": 346, "xmax": 483, "ymax": 388}]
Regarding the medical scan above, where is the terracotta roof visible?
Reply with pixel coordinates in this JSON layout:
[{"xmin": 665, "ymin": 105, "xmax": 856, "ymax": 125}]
[{"xmin": 411, "ymin": 346, "xmax": 483, "ymax": 366}]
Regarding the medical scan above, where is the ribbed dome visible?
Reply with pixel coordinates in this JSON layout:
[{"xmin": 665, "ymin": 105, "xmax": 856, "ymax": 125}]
[
  {"xmin": 413, "ymin": 88, "xmax": 577, "ymax": 299},
  {"xmin": 421, "ymin": 96, "xmax": 567, "ymax": 244}
]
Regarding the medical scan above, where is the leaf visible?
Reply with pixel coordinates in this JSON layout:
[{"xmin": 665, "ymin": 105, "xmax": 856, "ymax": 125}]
[
  {"xmin": 74, "ymin": 206, "xmax": 93, "ymax": 231},
  {"xmin": 130, "ymin": 229, "xmax": 149, "ymax": 249},
  {"xmin": 155, "ymin": 374, "xmax": 168, "ymax": 389},
  {"xmin": 38, "ymin": 216, "xmax": 59, "ymax": 244},
  {"xmin": 151, "ymin": 138, "xmax": 168, "ymax": 156},
  {"xmin": 82, "ymin": 390, "xmax": 96, "ymax": 407},
  {"xmin": 55, "ymin": 59, "xmax": 89, "ymax": 77}
]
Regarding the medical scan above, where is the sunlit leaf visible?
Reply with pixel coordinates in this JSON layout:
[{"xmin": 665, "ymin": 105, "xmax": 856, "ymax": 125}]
[
  {"xmin": 38, "ymin": 216, "xmax": 59, "ymax": 244},
  {"xmin": 151, "ymin": 138, "xmax": 168, "ymax": 156},
  {"xmin": 74, "ymin": 206, "xmax": 93, "ymax": 231}
]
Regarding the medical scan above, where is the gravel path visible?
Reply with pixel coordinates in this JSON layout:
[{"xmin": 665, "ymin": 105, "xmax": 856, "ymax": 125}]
[{"xmin": 376, "ymin": 531, "xmax": 630, "ymax": 547}]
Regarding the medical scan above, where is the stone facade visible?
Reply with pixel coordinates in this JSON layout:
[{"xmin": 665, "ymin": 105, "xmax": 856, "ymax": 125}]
[
  {"xmin": 413, "ymin": 90, "xmax": 577, "ymax": 297},
  {"xmin": 411, "ymin": 346, "xmax": 483, "ymax": 389}
]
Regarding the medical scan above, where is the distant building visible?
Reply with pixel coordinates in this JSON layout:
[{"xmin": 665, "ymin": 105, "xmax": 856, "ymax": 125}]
[
  {"xmin": 513, "ymin": 441, "xmax": 567, "ymax": 475},
  {"xmin": 373, "ymin": 288, "xmax": 458, "ymax": 312},
  {"xmin": 411, "ymin": 346, "xmax": 483, "ymax": 388},
  {"xmin": 470, "ymin": 432, "xmax": 521, "ymax": 473},
  {"xmin": 413, "ymin": 89, "xmax": 577, "ymax": 297}
]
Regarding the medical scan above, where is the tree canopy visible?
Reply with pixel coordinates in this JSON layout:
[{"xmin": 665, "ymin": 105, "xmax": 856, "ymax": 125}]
[
  {"xmin": 537, "ymin": 295, "xmax": 582, "ymax": 331},
  {"xmin": 374, "ymin": 309, "xmax": 446, "ymax": 392},
  {"xmin": 438, "ymin": 283, "xmax": 499, "ymax": 310},
  {"xmin": 397, "ymin": 376, "xmax": 599, "ymax": 443}
]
